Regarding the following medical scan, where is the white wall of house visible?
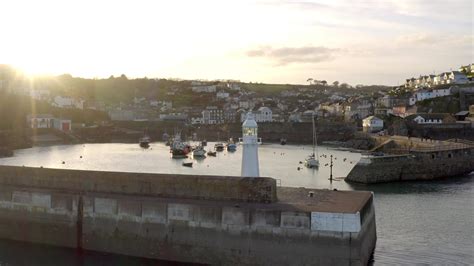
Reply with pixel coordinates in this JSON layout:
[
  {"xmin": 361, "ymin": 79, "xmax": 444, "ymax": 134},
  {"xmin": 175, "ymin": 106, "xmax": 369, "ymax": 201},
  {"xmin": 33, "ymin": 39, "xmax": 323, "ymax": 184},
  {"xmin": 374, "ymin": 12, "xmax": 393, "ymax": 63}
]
[
  {"xmin": 413, "ymin": 116, "xmax": 443, "ymax": 124},
  {"xmin": 362, "ymin": 116, "xmax": 384, "ymax": 132},
  {"xmin": 53, "ymin": 96, "xmax": 84, "ymax": 109},
  {"xmin": 255, "ymin": 107, "xmax": 273, "ymax": 122},
  {"xmin": 216, "ymin": 91, "xmax": 230, "ymax": 99}
]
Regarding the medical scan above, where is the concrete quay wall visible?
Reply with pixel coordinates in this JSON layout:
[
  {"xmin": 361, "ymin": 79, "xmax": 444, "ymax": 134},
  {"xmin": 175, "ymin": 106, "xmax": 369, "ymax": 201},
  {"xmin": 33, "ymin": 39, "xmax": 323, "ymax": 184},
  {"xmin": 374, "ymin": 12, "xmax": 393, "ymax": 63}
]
[
  {"xmin": 0, "ymin": 185, "xmax": 375, "ymax": 265},
  {"xmin": 346, "ymin": 148, "xmax": 474, "ymax": 183},
  {"xmin": 0, "ymin": 166, "xmax": 376, "ymax": 265}
]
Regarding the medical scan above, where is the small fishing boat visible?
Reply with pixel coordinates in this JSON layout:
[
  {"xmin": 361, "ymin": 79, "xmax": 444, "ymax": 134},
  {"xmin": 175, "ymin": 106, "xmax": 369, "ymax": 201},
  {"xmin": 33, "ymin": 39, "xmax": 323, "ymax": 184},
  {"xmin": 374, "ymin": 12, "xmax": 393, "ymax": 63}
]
[
  {"xmin": 207, "ymin": 151, "xmax": 217, "ymax": 157},
  {"xmin": 182, "ymin": 162, "xmax": 193, "ymax": 167},
  {"xmin": 226, "ymin": 143, "xmax": 237, "ymax": 152},
  {"xmin": 215, "ymin": 142, "xmax": 224, "ymax": 151},
  {"xmin": 170, "ymin": 133, "xmax": 191, "ymax": 158},
  {"xmin": 193, "ymin": 145, "xmax": 207, "ymax": 157},
  {"xmin": 280, "ymin": 138, "xmax": 287, "ymax": 145},
  {"xmin": 226, "ymin": 138, "xmax": 237, "ymax": 152},
  {"xmin": 139, "ymin": 135, "xmax": 151, "ymax": 148}
]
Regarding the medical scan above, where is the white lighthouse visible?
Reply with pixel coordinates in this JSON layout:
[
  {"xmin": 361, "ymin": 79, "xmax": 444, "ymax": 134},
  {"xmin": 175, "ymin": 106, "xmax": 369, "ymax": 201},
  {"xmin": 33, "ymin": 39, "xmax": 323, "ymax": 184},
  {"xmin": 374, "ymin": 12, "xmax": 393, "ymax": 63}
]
[{"xmin": 241, "ymin": 112, "xmax": 260, "ymax": 177}]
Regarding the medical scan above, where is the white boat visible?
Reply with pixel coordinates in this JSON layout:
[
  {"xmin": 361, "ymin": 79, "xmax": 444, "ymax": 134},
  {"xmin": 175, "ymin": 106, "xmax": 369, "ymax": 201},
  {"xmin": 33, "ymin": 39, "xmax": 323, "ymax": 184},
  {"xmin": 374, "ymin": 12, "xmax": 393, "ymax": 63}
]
[
  {"xmin": 305, "ymin": 114, "xmax": 319, "ymax": 169},
  {"xmin": 192, "ymin": 146, "xmax": 207, "ymax": 157}
]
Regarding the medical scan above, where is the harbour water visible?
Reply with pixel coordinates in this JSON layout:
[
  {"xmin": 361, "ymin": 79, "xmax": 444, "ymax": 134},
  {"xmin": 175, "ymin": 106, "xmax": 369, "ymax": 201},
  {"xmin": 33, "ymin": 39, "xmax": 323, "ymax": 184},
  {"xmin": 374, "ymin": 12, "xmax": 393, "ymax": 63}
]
[{"xmin": 0, "ymin": 143, "xmax": 472, "ymax": 265}]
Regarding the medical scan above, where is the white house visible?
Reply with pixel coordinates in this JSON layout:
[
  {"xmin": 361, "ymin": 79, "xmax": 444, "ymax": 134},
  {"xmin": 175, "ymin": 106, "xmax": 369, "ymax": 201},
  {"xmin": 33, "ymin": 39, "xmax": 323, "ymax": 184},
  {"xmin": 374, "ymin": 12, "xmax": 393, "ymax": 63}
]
[
  {"xmin": 408, "ymin": 113, "xmax": 454, "ymax": 124},
  {"xmin": 27, "ymin": 114, "xmax": 54, "ymax": 129},
  {"xmin": 216, "ymin": 91, "xmax": 230, "ymax": 100},
  {"xmin": 255, "ymin": 107, "xmax": 273, "ymax": 122},
  {"xmin": 409, "ymin": 87, "xmax": 451, "ymax": 105},
  {"xmin": 26, "ymin": 114, "xmax": 71, "ymax": 132},
  {"xmin": 447, "ymin": 71, "xmax": 469, "ymax": 84},
  {"xmin": 362, "ymin": 116, "xmax": 384, "ymax": 133},
  {"xmin": 53, "ymin": 96, "xmax": 84, "ymax": 109},
  {"xmin": 202, "ymin": 106, "xmax": 224, "ymax": 124}
]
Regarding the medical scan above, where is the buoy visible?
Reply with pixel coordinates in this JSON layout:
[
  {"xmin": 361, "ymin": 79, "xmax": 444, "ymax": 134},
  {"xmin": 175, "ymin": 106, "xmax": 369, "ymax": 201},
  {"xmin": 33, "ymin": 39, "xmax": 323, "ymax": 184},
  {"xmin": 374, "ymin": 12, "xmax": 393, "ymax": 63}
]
[
  {"xmin": 297, "ymin": 167, "xmax": 301, "ymax": 170},
  {"xmin": 62, "ymin": 161, "xmax": 65, "ymax": 164},
  {"xmin": 299, "ymin": 161, "xmax": 303, "ymax": 164},
  {"xmin": 80, "ymin": 156, "xmax": 82, "ymax": 158}
]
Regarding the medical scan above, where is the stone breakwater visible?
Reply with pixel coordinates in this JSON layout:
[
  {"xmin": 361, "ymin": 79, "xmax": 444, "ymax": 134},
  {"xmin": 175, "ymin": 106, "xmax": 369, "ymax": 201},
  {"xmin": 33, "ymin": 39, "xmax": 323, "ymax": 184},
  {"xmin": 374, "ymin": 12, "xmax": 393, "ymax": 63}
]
[
  {"xmin": 346, "ymin": 147, "xmax": 474, "ymax": 184},
  {"xmin": 0, "ymin": 166, "xmax": 376, "ymax": 265}
]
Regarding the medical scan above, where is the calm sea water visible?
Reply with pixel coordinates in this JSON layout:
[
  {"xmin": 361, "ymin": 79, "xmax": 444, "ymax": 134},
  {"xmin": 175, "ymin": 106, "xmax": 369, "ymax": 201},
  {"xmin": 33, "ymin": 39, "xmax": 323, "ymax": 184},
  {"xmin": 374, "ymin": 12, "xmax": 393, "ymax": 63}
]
[{"xmin": 0, "ymin": 143, "xmax": 472, "ymax": 265}]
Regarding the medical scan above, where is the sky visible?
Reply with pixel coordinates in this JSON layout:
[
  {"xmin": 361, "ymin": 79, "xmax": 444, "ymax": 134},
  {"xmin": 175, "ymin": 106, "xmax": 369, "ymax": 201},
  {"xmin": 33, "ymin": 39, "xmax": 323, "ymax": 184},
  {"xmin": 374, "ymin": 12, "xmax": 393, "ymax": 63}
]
[{"xmin": 1, "ymin": 0, "xmax": 472, "ymax": 85}]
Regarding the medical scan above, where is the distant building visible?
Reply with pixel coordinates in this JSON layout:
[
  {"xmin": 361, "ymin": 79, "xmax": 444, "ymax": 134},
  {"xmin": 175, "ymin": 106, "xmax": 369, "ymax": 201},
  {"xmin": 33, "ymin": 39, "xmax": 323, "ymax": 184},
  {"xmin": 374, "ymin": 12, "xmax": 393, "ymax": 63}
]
[
  {"xmin": 202, "ymin": 106, "xmax": 224, "ymax": 124},
  {"xmin": 160, "ymin": 113, "xmax": 187, "ymax": 122},
  {"xmin": 192, "ymin": 85, "xmax": 217, "ymax": 93},
  {"xmin": 406, "ymin": 113, "xmax": 456, "ymax": 124},
  {"xmin": 26, "ymin": 114, "xmax": 71, "ymax": 132},
  {"xmin": 108, "ymin": 109, "xmax": 135, "ymax": 121},
  {"xmin": 53, "ymin": 96, "xmax": 84, "ymax": 109},
  {"xmin": 446, "ymin": 71, "xmax": 468, "ymax": 84},
  {"xmin": 216, "ymin": 91, "xmax": 230, "ymax": 100},
  {"xmin": 408, "ymin": 87, "xmax": 451, "ymax": 105},
  {"xmin": 27, "ymin": 114, "xmax": 54, "ymax": 129},
  {"xmin": 255, "ymin": 107, "xmax": 273, "ymax": 122},
  {"xmin": 362, "ymin": 116, "xmax": 384, "ymax": 133}
]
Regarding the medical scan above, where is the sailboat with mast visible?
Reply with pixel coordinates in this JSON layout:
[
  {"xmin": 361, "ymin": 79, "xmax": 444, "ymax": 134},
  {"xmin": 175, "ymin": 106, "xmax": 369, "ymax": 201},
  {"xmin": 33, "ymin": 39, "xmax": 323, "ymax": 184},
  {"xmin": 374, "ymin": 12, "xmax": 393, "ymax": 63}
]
[{"xmin": 304, "ymin": 114, "xmax": 319, "ymax": 168}]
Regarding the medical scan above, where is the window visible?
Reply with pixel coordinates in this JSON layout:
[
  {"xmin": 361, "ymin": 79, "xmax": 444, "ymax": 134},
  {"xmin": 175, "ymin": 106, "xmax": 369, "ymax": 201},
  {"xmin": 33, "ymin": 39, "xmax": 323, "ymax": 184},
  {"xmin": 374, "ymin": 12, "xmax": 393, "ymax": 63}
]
[{"xmin": 243, "ymin": 127, "xmax": 257, "ymax": 136}]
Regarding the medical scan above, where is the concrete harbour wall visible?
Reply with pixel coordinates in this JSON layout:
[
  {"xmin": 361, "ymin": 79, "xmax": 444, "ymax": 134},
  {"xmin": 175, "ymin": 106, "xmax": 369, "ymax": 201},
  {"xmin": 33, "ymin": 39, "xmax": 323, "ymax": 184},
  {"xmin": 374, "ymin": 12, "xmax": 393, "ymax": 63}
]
[
  {"xmin": 346, "ymin": 148, "xmax": 474, "ymax": 183},
  {"xmin": 0, "ymin": 166, "xmax": 376, "ymax": 265}
]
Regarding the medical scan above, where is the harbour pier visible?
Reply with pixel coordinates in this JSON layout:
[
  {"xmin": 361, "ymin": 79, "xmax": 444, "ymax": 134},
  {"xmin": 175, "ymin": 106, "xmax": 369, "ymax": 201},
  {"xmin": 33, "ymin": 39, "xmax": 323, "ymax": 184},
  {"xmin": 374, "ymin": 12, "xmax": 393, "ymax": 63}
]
[{"xmin": 0, "ymin": 165, "xmax": 376, "ymax": 265}]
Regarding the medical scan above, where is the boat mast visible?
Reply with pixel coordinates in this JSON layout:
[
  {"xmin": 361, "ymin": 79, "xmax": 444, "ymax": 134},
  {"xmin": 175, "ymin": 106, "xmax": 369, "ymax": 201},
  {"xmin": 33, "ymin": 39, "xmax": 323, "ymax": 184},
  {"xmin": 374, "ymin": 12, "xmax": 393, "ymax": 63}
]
[{"xmin": 312, "ymin": 114, "xmax": 315, "ymax": 157}]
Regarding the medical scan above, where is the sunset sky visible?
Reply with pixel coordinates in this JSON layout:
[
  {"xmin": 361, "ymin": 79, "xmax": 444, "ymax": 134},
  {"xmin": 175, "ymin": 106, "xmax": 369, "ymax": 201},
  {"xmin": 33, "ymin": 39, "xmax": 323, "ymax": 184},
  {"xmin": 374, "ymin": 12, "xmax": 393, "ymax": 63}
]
[{"xmin": 1, "ymin": 0, "xmax": 472, "ymax": 85}]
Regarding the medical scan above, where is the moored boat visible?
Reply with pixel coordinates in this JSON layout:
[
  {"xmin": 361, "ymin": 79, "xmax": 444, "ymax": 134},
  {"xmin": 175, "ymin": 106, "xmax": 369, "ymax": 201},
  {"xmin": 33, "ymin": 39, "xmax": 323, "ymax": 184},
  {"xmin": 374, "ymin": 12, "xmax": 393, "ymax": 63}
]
[
  {"xmin": 170, "ymin": 133, "xmax": 191, "ymax": 158},
  {"xmin": 226, "ymin": 143, "xmax": 237, "ymax": 152},
  {"xmin": 139, "ymin": 135, "xmax": 151, "ymax": 148},
  {"xmin": 192, "ymin": 145, "xmax": 206, "ymax": 157},
  {"xmin": 182, "ymin": 162, "xmax": 193, "ymax": 167},
  {"xmin": 215, "ymin": 142, "xmax": 224, "ymax": 151},
  {"xmin": 207, "ymin": 151, "xmax": 217, "ymax": 157},
  {"xmin": 280, "ymin": 138, "xmax": 287, "ymax": 145},
  {"xmin": 304, "ymin": 115, "xmax": 319, "ymax": 169}
]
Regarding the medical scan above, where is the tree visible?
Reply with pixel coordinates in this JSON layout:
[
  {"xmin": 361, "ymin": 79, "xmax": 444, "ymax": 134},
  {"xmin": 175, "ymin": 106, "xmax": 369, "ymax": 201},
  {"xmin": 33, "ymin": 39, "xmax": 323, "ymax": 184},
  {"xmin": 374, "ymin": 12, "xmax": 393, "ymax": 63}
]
[
  {"xmin": 340, "ymin": 83, "xmax": 350, "ymax": 89},
  {"xmin": 332, "ymin": 81, "xmax": 339, "ymax": 87},
  {"xmin": 306, "ymin": 78, "xmax": 313, "ymax": 85},
  {"xmin": 321, "ymin": 80, "xmax": 327, "ymax": 86}
]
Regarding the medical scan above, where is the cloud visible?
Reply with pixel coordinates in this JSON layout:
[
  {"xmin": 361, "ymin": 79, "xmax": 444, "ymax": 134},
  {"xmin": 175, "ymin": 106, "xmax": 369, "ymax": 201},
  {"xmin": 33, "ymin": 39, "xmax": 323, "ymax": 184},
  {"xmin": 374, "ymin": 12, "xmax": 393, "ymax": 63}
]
[{"xmin": 246, "ymin": 46, "xmax": 339, "ymax": 65}]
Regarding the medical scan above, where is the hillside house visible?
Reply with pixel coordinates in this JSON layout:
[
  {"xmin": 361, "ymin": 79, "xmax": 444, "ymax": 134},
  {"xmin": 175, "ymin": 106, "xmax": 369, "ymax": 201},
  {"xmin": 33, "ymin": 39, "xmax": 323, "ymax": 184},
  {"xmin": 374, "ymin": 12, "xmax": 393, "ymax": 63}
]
[
  {"xmin": 406, "ymin": 113, "xmax": 456, "ymax": 124},
  {"xmin": 362, "ymin": 116, "xmax": 384, "ymax": 133}
]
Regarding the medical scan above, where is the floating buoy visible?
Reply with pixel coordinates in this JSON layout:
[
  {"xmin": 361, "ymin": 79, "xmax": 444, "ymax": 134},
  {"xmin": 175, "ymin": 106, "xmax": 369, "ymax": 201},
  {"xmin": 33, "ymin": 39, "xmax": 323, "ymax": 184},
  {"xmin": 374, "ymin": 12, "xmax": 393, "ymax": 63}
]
[
  {"xmin": 299, "ymin": 161, "xmax": 303, "ymax": 164},
  {"xmin": 62, "ymin": 161, "xmax": 65, "ymax": 164},
  {"xmin": 297, "ymin": 167, "xmax": 301, "ymax": 170},
  {"xmin": 80, "ymin": 156, "xmax": 83, "ymax": 158}
]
